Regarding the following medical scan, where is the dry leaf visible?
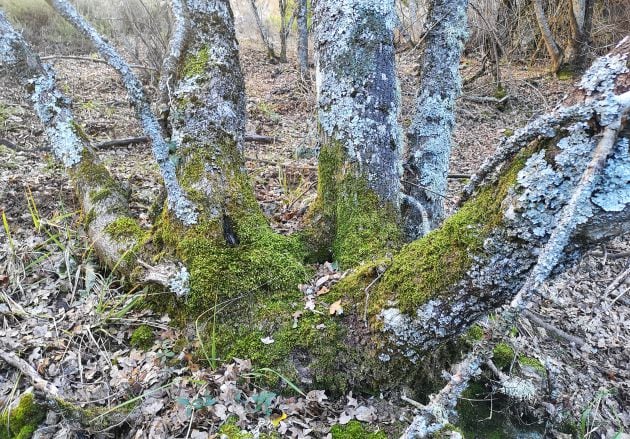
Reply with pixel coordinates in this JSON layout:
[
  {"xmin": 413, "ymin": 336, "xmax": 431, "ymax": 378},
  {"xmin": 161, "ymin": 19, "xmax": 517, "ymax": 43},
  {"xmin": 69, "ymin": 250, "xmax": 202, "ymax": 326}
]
[{"xmin": 329, "ymin": 300, "xmax": 343, "ymax": 316}]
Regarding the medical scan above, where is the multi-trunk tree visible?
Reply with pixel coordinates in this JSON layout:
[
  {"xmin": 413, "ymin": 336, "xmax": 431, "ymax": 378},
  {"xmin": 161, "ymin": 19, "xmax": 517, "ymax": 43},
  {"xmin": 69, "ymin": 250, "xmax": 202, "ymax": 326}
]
[{"xmin": 1, "ymin": 0, "xmax": 629, "ymax": 436}]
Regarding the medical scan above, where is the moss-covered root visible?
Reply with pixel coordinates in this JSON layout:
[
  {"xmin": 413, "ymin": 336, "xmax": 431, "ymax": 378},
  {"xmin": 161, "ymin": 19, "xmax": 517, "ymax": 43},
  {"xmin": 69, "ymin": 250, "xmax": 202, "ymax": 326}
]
[
  {"xmin": 303, "ymin": 141, "xmax": 403, "ymax": 268},
  {"xmin": 0, "ymin": 393, "xmax": 45, "ymax": 439}
]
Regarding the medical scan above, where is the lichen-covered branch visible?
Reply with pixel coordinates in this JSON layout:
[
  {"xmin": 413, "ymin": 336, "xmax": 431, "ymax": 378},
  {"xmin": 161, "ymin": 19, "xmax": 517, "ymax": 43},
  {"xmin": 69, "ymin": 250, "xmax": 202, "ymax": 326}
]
[
  {"xmin": 307, "ymin": 0, "xmax": 404, "ymax": 266},
  {"xmin": 46, "ymin": 0, "xmax": 197, "ymax": 226},
  {"xmin": 403, "ymin": 0, "xmax": 468, "ymax": 238},
  {"xmin": 328, "ymin": 39, "xmax": 629, "ymax": 390},
  {"xmin": 402, "ymin": 84, "xmax": 629, "ymax": 438},
  {"xmin": 0, "ymin": 11, "xmax": 144, "ymax": 276},
  {"xmin": 158, "ymin": 0, "xmax": 190, "ymax": 128}
]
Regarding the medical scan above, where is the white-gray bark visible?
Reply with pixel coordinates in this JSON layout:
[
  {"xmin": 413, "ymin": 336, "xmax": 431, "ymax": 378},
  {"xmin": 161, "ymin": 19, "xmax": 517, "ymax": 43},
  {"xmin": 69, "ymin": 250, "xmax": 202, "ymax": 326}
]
[
  {"xmin": 46, "ymin": 0, "xmax": 198, "ymax": 226},
  {"xmin": 158, "ymin": 0, "xmax": 190, "ymax": 129},
  {"xmin": 403, "ymin": 0, "xmax": 469, "ymax": 238},
  {"xmin": 314, "ymin": 0, "xmax": 403, "ymax": 204}
]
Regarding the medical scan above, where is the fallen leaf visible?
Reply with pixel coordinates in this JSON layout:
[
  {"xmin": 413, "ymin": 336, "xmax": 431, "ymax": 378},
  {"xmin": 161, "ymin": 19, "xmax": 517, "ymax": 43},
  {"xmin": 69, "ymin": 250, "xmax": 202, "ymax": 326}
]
[{"xmin": 329, "ymin": 300, "xmax": 343, "ymax": 316}]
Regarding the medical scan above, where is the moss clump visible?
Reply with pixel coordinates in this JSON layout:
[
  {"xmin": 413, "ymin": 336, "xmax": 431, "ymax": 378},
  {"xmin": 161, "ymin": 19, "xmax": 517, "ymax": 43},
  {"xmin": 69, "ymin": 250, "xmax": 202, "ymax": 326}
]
[
  {"xmin": 330, "ymin": 420, "xmax": 387, "ymax": 439},
  {"xmin": 463, "ymin": 324, "xmax": 485, "ymax": 345},
  {"xmin": 494, "ymin": 85, "xmax": 507, "ymax": 99},
  {"xmin": 130, "ymin": 324, "xmax": 155, "ymax": 350},
  {"xmin": 518, "ymin": 355, "xmax": 546, "ymax": 374},
  {"xmin": 105, "ymin": 217, "xmax": 145, "ymax": 243},
  {"xmin": 456, "ymin": 382, "xmax": 507, "ymax": 439},
  {"xmin": 182, "ymin": 46, "xmax": 209, "ymax": 77},
  {"xmin": 303, "ymin": 141, "xmax": 402, "ymax": 268},
  {"xmin": 556, "ymin": 69, "xmax": 574, "ymax": 81},
  {"xmin": 368, "ymin": 145, "xmax": 535, "ymax": 314},
  {"xmin": 218, "ymin": 418, "xmax": 278, "ymax": 438},
  {"xmin": 89, "ymin": 187, "xmax": 113, "ymax": 203},
  {"xmin": 503, "ymin": 129, "xmax": 514, "ymax": 137},
  {"xmin": 0, "ymin": 393, "xmax": 46, "ymax": 439},
  {"xmin": 493, "ymin": 342, "xmax": 515, "ymax": 369}
]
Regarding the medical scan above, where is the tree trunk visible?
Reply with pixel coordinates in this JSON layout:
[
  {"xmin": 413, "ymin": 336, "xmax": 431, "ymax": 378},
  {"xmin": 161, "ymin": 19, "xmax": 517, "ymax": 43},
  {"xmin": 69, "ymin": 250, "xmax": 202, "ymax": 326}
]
[
  {"xmin": 156, "ymin": 0, "xmax": 307, "ymax": 313},
  {"xmin": 566, "ymin": 0, "xmax": 595, "ymax": 73},
  {"xmin": 533, "ymin": 0, "xmax": 564, "ymax": 73},
  {"xmin": 403, "ymin": 0, "xmax": 469, "ymax": 238},
  {"xmin": 329, "ymin": 39, "xmax": 629, "ymax": 391},
  {"xmin": 278, "ymin": 0, "xmax": 289, "ymax": 63},
  {"xmin": 248, "ymin": 0, "xmax": 279, "ymax": 62},
  {"xmin": 305, "ymin": 0, "xmax": 404, "ymax": 267},
  {"xmin": 296, "ymin": 0, "xmax": 309, "ymax": 81}
]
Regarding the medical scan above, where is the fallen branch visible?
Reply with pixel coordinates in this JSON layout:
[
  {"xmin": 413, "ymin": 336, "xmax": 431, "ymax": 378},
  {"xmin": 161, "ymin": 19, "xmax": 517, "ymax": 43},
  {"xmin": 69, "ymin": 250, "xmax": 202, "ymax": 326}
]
[
  {"xmin": 0, "ymin": 348, "xmax": 61, "ymax": 398},
  {"xmin": 523, "ymin": 310, "xmax": 585, "ymax": 347},
  {"xmin": 92, "ymin": 134, "xmax": 278, "ymax": 149},
  {"xmin": 462, "ymin": 94, "xmax": 510, "ymax": 104},
  {"xmin": 40, "ymin": 55, "xmax": 157, "ymax": 72}
]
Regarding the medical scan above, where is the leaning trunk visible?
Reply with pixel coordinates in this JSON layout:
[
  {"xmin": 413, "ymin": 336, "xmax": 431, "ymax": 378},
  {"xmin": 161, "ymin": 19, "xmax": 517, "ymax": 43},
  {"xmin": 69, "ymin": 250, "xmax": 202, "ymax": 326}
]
[
  {"xmin": 304, "ymin": 0, "xmax": 404, "ymax": 267},
  {"xmin": 566, "ymin": 0, "xmax": 595, "ymax": 73},
  {"xmin": 403, "ymin": 0, "xmax": 469, "ymax": 238},
  {"xmin": 533, "ymin": 0, "xmax": 564, "ymax": 73}
]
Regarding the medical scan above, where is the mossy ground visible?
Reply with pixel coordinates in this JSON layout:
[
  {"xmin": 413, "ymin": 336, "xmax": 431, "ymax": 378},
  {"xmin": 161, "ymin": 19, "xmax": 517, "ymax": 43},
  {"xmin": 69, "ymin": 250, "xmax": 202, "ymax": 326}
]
[
  {"xmin": 0, "ymin": 393, "xmax": 45, "ymax": 439},
  {"xmin": 330, "ymin": 420, "xmax": 387, "ymax": 438}
]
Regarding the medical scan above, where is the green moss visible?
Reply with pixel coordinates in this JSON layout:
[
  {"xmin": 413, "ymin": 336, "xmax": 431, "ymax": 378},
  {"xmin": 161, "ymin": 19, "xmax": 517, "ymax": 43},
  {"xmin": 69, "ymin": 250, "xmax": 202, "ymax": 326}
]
[
  {"xmin": 518, "ymin": 355, "xmax": 546, "ymax": 374},
  {"xmin": 494, "ymin": 85, "xmax": 507, "ymax": 99},
  {"xmin": 330, "ymin": 421, "xmax": 387, "ymax": 439},
  {"xmin": 367, "ymin": 145, "xmax": 535, "ymax": 314},
  {"xmin": 463, "ymin": 324, "xmax": 485, "ymax": 345},
  {"xmin": 90, "ymin": 187, "xmax": 113, "ymax": 203},
  {"xmin": 0, "ymin": 393, "xmax": 45, "ymax": 439},
  {"xmin": 303, "ymin": 141, "xmax": 402, "ymax": 267},
  {"xmin": 556, "ymin": 69, "xmax": 574, "ymax": 81},
  {"xmin": 182, "ymin": 46, "xmax": 209, "ymax": 77},
  {"xmin": 105, "ymin": 217, "xmax": 145, "ymax": 243},
  {"xmin": 456, "ymin": 382, "xmax": 507, "ymax": 439},
  {"xmin": 218, "ymin": 418, "xmax": 278, "ymax": 439},
  {"xmin": 130, "ymin": 324, "xmax": 155, "ymax": 350},
  {"xmin": 503, "ymin": 129, "xmax": 514, "ymax": 137},
  {"xmin": 492, "ymin": 342, "xmax": 515, "ymax": 370}
]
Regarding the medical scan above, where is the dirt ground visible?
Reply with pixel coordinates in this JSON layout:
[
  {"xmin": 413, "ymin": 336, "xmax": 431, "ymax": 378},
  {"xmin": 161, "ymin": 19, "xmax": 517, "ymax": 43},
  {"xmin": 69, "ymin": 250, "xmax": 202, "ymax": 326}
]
[{"xmin": 0, "ymin": 41, "xmax": 628, "ymax": 438}]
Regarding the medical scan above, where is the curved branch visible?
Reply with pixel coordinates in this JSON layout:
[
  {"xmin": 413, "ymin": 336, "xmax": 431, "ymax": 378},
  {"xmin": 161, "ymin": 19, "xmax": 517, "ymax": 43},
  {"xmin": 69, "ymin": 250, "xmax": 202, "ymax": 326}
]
[{"xmin": 45, "ymin": 0, "xmax": 198, "ymax": 226}]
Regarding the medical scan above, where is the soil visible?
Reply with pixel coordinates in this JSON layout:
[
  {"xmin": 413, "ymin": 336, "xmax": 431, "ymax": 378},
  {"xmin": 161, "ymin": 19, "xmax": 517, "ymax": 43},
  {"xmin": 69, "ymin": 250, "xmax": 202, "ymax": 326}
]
[{"xmin": 0, "ymin": 42, "xmax": 628, "ymax": 438}]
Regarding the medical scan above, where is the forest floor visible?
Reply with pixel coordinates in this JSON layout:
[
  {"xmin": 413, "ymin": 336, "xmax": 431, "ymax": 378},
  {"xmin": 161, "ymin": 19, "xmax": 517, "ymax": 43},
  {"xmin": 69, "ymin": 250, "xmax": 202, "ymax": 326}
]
[{"xmin": 0, "ymin": 42, "xmax": 628, "ymax": 438}]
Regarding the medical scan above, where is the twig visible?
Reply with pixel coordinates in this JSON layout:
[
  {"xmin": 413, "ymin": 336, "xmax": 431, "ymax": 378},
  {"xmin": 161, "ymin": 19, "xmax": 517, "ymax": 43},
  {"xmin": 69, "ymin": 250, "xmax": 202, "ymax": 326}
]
[
  {"xmin": 92, "ymin": 134, "xmax": 278, "ymax": 149},
  {"xmin": 523, "ymin": 310, "xmax": 585, "ymax": 347},
  {"xmin": 0, "ymin": 348, "xmax": 61, "ymax": 398},
  {"xmin": 463, "ymin": 95, "xmax": 510, "ymax": 104},
  {"xmin": 40, "ymin": 55, "xmax": 156, "ymax": 71}
]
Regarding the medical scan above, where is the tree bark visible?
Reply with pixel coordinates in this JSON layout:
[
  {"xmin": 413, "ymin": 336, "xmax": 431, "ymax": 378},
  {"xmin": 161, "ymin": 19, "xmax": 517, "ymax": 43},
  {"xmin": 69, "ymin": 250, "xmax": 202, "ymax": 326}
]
[
  {"xmin": 334, "ymin": 37, "xmax": 629, "ymax": 377},
  {"xmin": 306, "ymin": 0, "xmax": 404, "ymax": 267},
  {"xmin": 296, "ymin": 0, "xmax": 309, "ymax": 81},
  {"xmin": 566, "ymin": 0, "xmax": 595, "ymax": 72},
  {"xmin": 156, "ymin": 0, "xmax": 307, "ymax": 312},
  {"xmin": 278, "ymin": 0, "xmax": 290, "ymax": 63},
  {"xmin": 533, "ymin": 0, "xmax": 564, "ymax": 73},
  {"xmin": 403, "ymin": 0, "xmax": 469, "ymax": 238}
]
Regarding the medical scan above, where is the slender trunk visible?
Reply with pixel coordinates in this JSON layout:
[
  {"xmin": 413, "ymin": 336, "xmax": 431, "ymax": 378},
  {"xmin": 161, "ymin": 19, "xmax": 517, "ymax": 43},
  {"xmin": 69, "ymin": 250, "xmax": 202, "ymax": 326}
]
[
  {"xmin": 306, "ymin": 0, "xmax": 404, "ymax": 267},
  {"xmin": 297, "ymin": 0, "xmax": 309, "ymax": 81},
  {"xmin": 533, "ymin": 0, "xmax": 563, "ymax": 73},
  {"xmin": 278, "ymin": 0, "xmax": 289, "ymax": 63},
  {"xmin": 0, "ymin": 12, "xmax": 143, "ymax": 277},
  {"xmin": 249, "ymin": 0, "xmax": 278, "ymax": 61},
  {"xmin": 403, "ymin": 0, "xmax": 469, "ymax": 239}
]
